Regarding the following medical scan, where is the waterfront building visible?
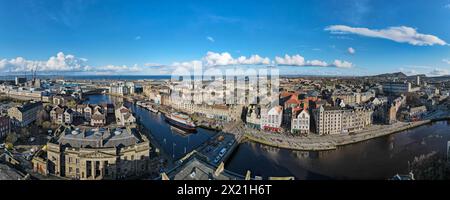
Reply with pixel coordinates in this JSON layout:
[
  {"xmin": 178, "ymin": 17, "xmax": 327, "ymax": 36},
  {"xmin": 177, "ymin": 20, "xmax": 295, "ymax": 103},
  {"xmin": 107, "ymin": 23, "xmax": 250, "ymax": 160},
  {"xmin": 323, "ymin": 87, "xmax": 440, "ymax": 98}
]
[
  {"xmin": 7, "ymin": 101, "xmax": 43, "ymax": 127},
  {"xmin": 341, "ymin": 107, "xmax": 373, "ymax": 133},
  {"xmin": 0, "ymin": 85, "xmax": 48, "ymax": 101},
  {"xmin": 0, "ymin": 116, "xmax": 10, "ymax": 140},
  {"xmin": 260, "ymin": 105, "xmax": 283, "ymax": 132},
  {"xmin": 91, "ymin": 110, "xmax": 106, "ymax": 127},
  {"xmin": 74, "ymin": 104, "xmax": 113, "ymax": 124},
  {"xmin": 50, "ymin": 105, "xmax": 74, "ymax": 125},
  {"xmin": 110, "ymin": 81, "xmax": 135, "ymax": 96},
  {"xmin": 313, "ymin": 106, "xmax": 343, "ymax": 135},
  {"xmin": 291, "ymin": 109, "xmax": 310, "ymax": 134},
  {"xmin": 14, "ymin": 77, "xmax": 27, "ymax": 86},
  {"xmin": 246, "ymin": 105, "xmax": 261, "ymax": 129},
  {"xmin": 171, "ymin": 101, "xmax": 240, "ymax": 122},
  {"xmin": 110, "ymin": 85, "xmax": 129, "ymax": 96},
  {"xmin": 115, "ymin": 106, "xmax": 136, "ymax": 126},
  {"xmin": 313, "ymin": 106, "xmax": 373, "ymax": 135},
  {"xmin": 407, "ymin": 106, "xmax": 427, "ymax": 120},
  {"xmin": 32, "ymin": 125, "xmax": 151, "ymax": 180}
]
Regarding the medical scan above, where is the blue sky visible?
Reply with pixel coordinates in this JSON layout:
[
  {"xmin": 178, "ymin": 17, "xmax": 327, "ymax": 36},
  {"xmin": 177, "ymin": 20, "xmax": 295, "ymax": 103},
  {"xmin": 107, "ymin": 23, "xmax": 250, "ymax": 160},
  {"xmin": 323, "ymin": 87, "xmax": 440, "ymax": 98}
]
[{"xmin": 0, "ymin": 0, "xmax": 450, "ymax": 76}]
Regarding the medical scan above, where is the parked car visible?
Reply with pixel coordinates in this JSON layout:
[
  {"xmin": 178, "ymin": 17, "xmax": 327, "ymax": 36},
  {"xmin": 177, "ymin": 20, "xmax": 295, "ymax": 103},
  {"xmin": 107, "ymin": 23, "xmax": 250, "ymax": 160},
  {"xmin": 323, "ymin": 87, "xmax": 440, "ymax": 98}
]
[{"xmin": 219, "ymin": 148, "xmax": 227, "ymax": 157}]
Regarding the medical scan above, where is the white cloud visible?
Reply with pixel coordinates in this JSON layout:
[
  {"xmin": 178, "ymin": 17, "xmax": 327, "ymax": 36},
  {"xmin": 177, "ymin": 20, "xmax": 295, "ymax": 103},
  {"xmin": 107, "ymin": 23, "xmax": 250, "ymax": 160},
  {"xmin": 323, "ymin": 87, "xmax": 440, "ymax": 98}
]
[
  {"xmin": 203, "ymin": 51, "xmax": 271, "ymax": 67},
  {"xmin": 325, "ymin": 25, "xmax": 447, "ymax": 46},
  {"xmin": 348, "ymin": 47, "xmax": 356, "ymax": 54},
  {"xmin": 144, "ymin": 63, "xmax": 163, "ymax": 67},
  {"xmin": 275, "ymin": 54, "xmax": 352, "ymax": 68},
  {"xmin": 332, "ymin": 60, "xmax": 353, "ymax": 68},
  {"xmin": 306, "ymin": 60, "xmax": 328, "ymax": 67},
  {"xmin": 0, "ymin": 52, "xmax": 89, "ymax": 72},
  {"xmin": 172, "ymin": 60, "xmax": 203, "ymax": 71},
  {"xmin": 400, "ymin": 65, "xmax": 450, "ymax": 77},
  {"xmin": 443, "ymin": 59, "xmax": 450, "ymax": 65},
  {"xmin": 275, "ymin": 54, "xmax": 306, "ymax": 66},
  {"xmin": 206, "ymin": 36, "xmax": 215, "ymax": 42}
]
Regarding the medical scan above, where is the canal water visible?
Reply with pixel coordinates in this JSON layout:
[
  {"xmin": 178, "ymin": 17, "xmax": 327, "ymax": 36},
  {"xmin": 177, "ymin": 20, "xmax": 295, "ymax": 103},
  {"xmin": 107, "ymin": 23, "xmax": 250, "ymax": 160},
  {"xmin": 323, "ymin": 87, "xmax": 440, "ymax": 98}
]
[
  {"xmin": 85, "ymin": 94, "xmax": 450, "ymax": 180},
  {"xmin": 83, "ymin": 94, "xmax": 217, "ymax": 160},
  {"xmin": 226, "ymin": 121, "xmax": 450, "ymax": 180}
]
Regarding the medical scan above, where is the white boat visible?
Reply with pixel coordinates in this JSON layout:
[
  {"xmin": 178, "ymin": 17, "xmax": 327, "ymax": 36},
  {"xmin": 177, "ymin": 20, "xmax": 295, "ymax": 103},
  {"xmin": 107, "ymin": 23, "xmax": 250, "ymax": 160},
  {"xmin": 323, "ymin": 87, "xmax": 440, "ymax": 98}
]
[
  {"xmin": 164, "ymin": 112, "xmax": 196, "ymax": 131},
  {"xmin": 147, "ymin": 105, "xmax": 159, "ymax": 113}
]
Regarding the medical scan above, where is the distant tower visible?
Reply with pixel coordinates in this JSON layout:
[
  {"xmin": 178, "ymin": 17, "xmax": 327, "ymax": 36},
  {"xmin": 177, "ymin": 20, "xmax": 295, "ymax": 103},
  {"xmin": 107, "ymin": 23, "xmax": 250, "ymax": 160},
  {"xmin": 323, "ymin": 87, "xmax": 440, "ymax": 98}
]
[{"xmin": 416, "ymin": 76, "xmax": 420, "ymax": 86}]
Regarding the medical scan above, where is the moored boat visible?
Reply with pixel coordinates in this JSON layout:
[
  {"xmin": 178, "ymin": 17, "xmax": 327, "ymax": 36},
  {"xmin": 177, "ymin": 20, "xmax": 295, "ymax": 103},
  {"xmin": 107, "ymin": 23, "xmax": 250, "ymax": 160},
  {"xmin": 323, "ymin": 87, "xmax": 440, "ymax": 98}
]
[{"xmin": 164, "ymin": 112, "xmax": 196, "ymax": 131}]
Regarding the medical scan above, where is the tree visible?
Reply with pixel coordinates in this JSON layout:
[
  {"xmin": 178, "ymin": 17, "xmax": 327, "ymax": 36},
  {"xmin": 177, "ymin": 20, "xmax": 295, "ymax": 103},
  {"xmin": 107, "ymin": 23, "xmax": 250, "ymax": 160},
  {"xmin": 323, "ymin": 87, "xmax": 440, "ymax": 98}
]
[
  {"xmin": 42, "ymin": 121, "xmax": 52, "ymax": 130},
  {"xmin": 17, "ymin": 127, "xmax": 30, "ymax": 141},
  {"xmin": 5, "ymin": 132, "xmax": 18, "ymax": 144},
  {"xmin": 36, "ymin": 109, "xmax": 50, "ymax": 126},
  {"xmin": 67, "ymin": 99, "xmax": 77, "ymax": 108}
]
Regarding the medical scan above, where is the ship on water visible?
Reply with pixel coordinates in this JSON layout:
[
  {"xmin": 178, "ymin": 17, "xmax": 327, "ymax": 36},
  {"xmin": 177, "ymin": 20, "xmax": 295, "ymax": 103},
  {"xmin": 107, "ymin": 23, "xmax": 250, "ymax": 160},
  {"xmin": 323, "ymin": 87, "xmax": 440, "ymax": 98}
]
[
  {"xmin": 146, "ymin": 105, "xmax": 159, "ymax": 113},
  {"xmin": 164, "ymin": 112, "xmax": 196, "ymax": 132},
  {"xmin": 170, "ymin": 125, "xmax": 196, "ymax": 136}
]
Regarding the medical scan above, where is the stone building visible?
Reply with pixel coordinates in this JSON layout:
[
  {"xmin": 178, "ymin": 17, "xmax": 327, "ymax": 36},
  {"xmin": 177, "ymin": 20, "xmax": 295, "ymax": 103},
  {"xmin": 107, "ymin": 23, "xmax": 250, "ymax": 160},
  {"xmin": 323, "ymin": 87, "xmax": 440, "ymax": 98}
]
[
  {"xmin": 33, "ymin": 125, "xmax": 151, "ymax": 180},
  {"xmin": 313, "ymin": 106, "xmax": 373, "ymax": 135},
  {"xmin": 7, "ymin": 101, "xmax": 43, "ymax": 127}
]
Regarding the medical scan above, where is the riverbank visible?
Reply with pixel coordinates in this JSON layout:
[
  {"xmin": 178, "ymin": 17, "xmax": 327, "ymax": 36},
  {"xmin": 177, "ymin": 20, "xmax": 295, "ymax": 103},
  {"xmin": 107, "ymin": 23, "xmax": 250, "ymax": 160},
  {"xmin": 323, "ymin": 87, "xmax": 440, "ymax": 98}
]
[{"xmin": 242, "ymin": 119, "xmax": 449, "ymax": 151}]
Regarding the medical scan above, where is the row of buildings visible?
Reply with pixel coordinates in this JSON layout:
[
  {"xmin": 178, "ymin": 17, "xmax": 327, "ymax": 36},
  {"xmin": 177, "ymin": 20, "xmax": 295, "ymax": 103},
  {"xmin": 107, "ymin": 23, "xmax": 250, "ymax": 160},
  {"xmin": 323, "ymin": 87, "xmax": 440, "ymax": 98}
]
[{"xmin": 50, "ymin": 103, "xmax": 136, "ymax": 127}]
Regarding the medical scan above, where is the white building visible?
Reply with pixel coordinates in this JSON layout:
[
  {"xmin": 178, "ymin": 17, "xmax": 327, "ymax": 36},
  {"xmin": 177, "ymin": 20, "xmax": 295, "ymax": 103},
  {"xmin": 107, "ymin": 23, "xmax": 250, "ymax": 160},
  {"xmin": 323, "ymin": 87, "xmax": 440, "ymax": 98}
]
[
  {"xmin": 291, "ymin": 109, "xmax": 309, "ymax": 134},
  {"xmin": 115, "ymin": 106, "xmax": 136, "ymax": 126},
  {"xmin": 260, "ymin": 105, "xmax": 283, "ymax": 132}
]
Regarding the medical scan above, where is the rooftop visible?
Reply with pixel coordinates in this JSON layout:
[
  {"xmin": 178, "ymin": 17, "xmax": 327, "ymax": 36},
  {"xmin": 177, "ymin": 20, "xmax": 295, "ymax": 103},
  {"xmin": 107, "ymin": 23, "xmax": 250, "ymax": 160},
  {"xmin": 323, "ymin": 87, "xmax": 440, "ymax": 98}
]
[
  {"xmin": 56, "ymin": 126, "xmax": 142, "ymax": 148},
  {"xmin": 164, "ymin": 154, "xmax": 244, "ymax": 180}
]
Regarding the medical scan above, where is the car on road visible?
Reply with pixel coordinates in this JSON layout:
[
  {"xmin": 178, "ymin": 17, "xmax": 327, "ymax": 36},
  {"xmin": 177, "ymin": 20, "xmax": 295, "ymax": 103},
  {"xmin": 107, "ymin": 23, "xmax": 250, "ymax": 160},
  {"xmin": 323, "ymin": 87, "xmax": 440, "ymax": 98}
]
[{"xmin": 219, "ymin": 148, "xmax": 227, "ymax": 157}]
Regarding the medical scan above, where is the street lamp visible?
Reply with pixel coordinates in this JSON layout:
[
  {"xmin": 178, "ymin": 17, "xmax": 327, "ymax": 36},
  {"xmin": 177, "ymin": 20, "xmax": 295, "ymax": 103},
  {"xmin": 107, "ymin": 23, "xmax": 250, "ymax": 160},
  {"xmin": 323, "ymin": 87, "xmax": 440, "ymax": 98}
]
[{"xmin": 172, "ymin": 142, "xmax": 176, "ymax": 159}]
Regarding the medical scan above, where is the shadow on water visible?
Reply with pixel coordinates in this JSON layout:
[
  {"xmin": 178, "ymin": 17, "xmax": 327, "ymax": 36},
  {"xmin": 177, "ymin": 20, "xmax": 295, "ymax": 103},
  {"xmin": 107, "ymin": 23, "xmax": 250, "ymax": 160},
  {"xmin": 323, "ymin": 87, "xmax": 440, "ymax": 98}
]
[
  {"xmin": 85, "ymin": 94, "xmax": 450, "ymax": 180},
  {"xmin": 226, "ymin": 121, "xmax": 450, "ymax": 180}
]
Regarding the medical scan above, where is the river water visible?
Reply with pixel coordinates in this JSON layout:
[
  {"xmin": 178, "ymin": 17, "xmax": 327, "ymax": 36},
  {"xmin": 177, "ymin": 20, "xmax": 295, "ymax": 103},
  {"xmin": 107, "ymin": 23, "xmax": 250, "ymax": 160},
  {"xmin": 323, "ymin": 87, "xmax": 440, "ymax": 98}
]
[{"xmin": 85, "ymin": 94, "xmax": 450, "ymax": 180}]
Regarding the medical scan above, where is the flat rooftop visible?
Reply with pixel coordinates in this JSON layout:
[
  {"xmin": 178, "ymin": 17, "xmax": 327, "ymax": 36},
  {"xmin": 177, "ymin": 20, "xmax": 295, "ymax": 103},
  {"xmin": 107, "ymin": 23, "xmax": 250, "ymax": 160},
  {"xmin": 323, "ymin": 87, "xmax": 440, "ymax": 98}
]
[{"xmin": 56, "ymin": 126, "xmax": 143, "ymax": 148}]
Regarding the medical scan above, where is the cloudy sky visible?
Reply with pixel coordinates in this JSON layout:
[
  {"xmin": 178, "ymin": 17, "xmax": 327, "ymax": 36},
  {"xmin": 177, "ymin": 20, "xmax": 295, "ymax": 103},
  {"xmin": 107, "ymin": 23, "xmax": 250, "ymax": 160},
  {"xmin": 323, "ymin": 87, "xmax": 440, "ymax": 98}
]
[{"xmin": 0, "ymin": 0, "xmax": 449, "ymax": 76}]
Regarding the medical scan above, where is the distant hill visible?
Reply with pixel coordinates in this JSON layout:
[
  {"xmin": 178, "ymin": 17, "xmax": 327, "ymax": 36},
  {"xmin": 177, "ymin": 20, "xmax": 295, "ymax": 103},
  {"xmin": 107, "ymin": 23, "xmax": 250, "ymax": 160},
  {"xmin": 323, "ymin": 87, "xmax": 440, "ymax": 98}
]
[{"xmin": 372, "ymin": 72, "xmax": 408, "ymax": 78}]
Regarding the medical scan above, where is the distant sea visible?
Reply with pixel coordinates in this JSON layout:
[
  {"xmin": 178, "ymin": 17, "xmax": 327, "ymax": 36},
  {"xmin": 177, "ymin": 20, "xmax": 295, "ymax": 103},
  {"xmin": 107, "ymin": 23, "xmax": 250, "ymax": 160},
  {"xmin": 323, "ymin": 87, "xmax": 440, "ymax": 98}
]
[
  {"xmin": 0, "ymin": 74, "xmax": 361, "ymax": 81},
  {"xmin": 0, "ymin": 75, "xmax": 173, "ymax": 81}
]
